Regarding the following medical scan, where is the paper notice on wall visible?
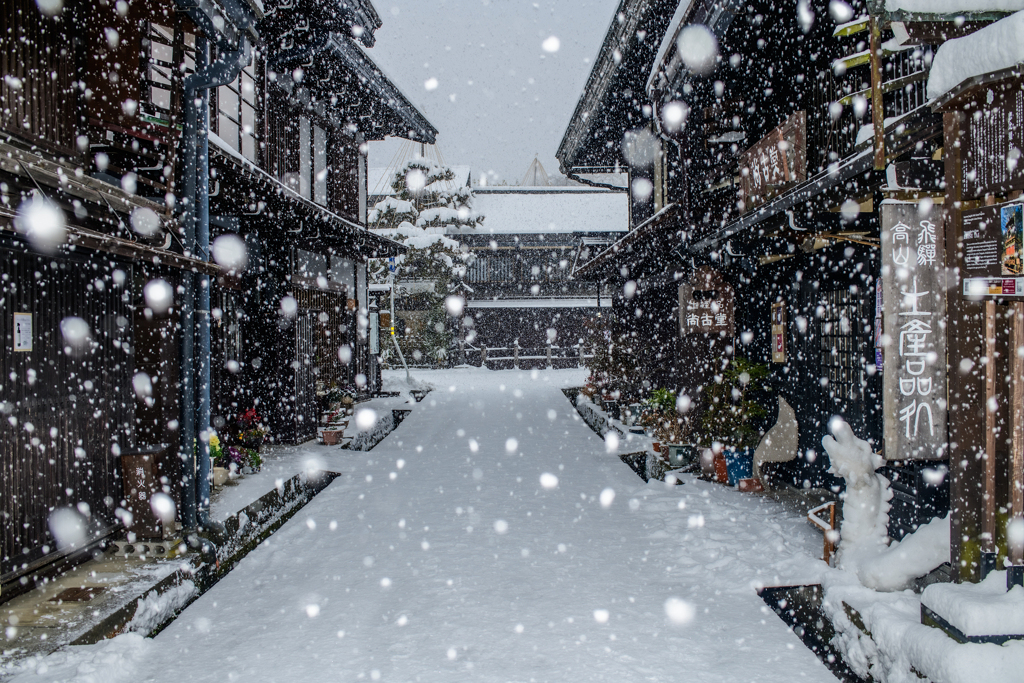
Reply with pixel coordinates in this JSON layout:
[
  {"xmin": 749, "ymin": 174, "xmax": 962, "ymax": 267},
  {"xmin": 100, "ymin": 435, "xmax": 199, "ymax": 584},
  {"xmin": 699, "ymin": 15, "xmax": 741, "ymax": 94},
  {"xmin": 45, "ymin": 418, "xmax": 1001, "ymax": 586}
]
[
  {"xmin": 13, "ymin": 312, "xmax": 32, "ymax": 352},
  {"xmin": 880, "ymin": 202, "xmax": 947, "ymax": 460}
]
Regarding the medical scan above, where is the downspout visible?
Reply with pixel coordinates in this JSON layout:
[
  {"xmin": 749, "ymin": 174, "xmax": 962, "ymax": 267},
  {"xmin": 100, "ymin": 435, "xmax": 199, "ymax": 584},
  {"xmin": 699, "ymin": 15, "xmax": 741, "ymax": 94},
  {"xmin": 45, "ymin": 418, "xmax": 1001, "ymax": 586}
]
[{"xmin": 180, "ymin": 33, "xmax": 252, "ymax": 532}]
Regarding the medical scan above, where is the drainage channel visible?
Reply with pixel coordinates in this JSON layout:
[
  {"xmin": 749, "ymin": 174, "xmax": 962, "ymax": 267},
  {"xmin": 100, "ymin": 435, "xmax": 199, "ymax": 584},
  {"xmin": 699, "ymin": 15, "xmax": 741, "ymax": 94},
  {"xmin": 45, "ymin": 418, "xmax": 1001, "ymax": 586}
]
[
  {"xmin": 757, "ymin": 584, "xmax": 865, "ymax": 683},
  {"xmin": 72, "ymin": 469, "xmax": 341, "ymax": 644}
]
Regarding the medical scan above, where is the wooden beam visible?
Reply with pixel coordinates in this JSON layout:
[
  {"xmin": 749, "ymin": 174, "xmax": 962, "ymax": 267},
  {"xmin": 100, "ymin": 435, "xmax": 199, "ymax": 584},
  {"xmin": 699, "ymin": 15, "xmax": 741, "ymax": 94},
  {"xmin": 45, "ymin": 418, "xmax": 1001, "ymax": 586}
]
[
  {"xmin": 985, "ymin": 298, "xmax": 998, "ymax": 555},
  {"xmin": 1012, "ymin": 301, "xmax": 1024, "ymax": 565},
  {"xmin": 869, "ymin": 17, "xmax": 887, "ymax": 171}
]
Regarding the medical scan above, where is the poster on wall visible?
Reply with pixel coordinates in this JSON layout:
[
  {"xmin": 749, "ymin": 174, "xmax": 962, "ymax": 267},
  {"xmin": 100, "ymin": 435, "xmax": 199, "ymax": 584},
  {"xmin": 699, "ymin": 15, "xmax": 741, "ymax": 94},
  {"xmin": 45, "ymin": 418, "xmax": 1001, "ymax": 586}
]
[
  {"xmin": 880, "ymin": 202, "xmax": 947, "ymax": 461},
  {"xmin": 960, "ymin": 201, "xmax": 1024, "ymax": 297},
  {"xmin": 13, "ymin": 312, "xmax": 32, "ymax": 352},
  {"xmin": 771, "ymin": 302, "xmax": 786, "ymax": 363}
]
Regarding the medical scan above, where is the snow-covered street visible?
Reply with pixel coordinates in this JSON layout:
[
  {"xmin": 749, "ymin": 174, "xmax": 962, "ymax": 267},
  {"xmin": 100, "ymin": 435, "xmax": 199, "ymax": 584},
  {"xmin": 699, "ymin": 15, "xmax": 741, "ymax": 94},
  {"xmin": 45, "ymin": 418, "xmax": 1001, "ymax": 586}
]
[{"xmin": 9, "ymin": 369, "xmax": 834, "ymax": 682}]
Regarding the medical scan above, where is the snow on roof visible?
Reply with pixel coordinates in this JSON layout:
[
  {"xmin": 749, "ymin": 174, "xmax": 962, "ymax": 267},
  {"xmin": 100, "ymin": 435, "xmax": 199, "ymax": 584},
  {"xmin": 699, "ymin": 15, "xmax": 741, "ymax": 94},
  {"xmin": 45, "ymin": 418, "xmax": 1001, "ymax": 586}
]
[
  {"xmin": 646, "ymin": 1, "xmax": 695, "ymax": 95},
  {"xmin": 466, "ymin": 297, "xmax": 610, "ymax": 309},
  {"xmin": 927, "ymin": 10, "xmax": 1024, "ymax": 98},
  {"xmin": 448, "ymin": 189, "xmax": 627, "ymax": 235},
  {"xmin": 368, "ymin": 165, "xmax": 471, "ymax": 196},
  {"xmin": 886, "ymin": 0, "xmax": 1024, "ymax": 12}
]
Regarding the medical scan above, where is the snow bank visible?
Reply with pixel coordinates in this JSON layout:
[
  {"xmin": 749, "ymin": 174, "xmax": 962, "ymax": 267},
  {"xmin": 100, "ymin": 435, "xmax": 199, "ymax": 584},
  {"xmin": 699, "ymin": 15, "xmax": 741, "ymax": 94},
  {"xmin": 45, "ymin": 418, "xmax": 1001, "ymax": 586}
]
[
  {"xmin": 822, "ymin": 418, "xmax": 891, "ymax": 573},
  {"xmin": 927, "ymin": 10, "xmax": 1024, "ymax": 98},
  {"xmin": 124, "ymin": 581, "xmax": 198, "ymax": 635},
  {"xmin": 822, "ymin": 569, "xmax": 1024, "ymax": 682},
  {"xmin": 573, "ymin": 394, "xmax": 624, "ymax": 438},
  {"xmin": 922, "ymin": 570, "xmax": 1024, "ymax": 636},
  {"xmin": 4, "ymin": 633, "xmax": 154, "ymax": 683},
  {"xmin": 857, "ymin": 514, "xmax": 950, "ymax": 591},
  {"xmin": 345, "ymin": 410, "xmax": 398, "ymax": 451}
]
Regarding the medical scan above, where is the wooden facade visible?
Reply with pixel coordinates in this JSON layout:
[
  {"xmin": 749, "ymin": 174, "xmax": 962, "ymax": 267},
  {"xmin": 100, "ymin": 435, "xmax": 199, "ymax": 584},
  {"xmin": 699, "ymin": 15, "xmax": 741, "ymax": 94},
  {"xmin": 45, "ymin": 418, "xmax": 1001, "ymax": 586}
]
[
  {"xmin": 558, "ymin": 0, "xmax": 1022, "ymax": 582},
  {"xmin": 1, "ymin": 0, "xmax": 432, "ymax": 588}
]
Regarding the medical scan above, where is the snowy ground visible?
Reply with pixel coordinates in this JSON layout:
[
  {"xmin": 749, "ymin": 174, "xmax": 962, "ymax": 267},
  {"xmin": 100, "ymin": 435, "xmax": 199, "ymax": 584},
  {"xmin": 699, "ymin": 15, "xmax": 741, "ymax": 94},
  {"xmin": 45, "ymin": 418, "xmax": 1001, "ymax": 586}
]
[{"xmin": 6, "ymin": 367, "xmax": 835, "ymax": 682}]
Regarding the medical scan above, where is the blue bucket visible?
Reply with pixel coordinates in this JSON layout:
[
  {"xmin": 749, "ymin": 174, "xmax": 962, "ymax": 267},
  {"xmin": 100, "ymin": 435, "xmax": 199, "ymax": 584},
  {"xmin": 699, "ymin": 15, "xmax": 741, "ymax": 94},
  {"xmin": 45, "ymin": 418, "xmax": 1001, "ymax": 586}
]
[{"xmin": 723, "ymin": 447, "xmax": 753, "ymax": 486}]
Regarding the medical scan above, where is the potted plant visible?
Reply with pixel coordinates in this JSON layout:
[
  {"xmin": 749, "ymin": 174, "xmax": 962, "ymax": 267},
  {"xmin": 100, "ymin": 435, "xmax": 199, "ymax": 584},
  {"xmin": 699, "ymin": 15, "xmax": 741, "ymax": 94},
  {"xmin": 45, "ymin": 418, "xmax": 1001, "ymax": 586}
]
[
  {"xmin": 209, "ymin": 434, "xmax": 230, "ymax": 487},
  {"xmin": 637, "ymin": 388, "xmax": 697, "ymax": 470},
  {"xmin": 237, "ymin": 408, "xmax": 268, "ymax": 451},
  {"xmin": 696, "ymin": 357, "xmax": 770, "ymax": 485}
]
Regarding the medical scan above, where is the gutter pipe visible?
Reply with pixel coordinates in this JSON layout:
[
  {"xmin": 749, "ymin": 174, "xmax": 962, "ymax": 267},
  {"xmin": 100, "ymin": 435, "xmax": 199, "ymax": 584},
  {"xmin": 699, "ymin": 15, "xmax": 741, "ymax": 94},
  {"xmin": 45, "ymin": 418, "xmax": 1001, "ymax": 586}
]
[{"xmin": 179, "ymin": 33, "xmax": 252, "ymax": 532}]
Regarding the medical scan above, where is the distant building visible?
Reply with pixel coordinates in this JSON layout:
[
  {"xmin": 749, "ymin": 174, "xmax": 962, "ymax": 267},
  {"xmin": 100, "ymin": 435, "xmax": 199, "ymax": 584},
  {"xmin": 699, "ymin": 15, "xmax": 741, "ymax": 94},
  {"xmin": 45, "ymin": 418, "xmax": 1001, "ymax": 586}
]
[{"xmin": 446, "ymin": 164, "xmax": 627, "ymax": 355}]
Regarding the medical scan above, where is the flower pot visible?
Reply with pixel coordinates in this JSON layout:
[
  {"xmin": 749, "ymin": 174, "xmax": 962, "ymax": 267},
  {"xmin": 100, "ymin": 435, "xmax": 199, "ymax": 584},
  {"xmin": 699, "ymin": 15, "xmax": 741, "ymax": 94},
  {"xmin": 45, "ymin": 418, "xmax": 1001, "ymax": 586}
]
[
  {"xmin": 667, "ymin": 444, "xmax": 696, "ymax": 469},
  {"xmin": 714, "ymin": 452, "xmax": 730, "ymax": 484},
  {"xmin": 212, "ymin": 467, "xmax": 229, "ymax": 487},
  {"xmin": 322, "ymin": 429, "xmax": 344, "ymax": 446},
  {"xmin": 723, "ymin": 447, "xmax": 754, "ymax": 486}
]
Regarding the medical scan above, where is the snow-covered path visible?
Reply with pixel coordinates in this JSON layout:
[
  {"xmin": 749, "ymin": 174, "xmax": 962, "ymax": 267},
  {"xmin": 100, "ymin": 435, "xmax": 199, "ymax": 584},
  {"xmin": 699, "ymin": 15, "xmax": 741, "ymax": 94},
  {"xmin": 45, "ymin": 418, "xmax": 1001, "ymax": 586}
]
[{"xmin": 10, "ymin": 368, "xmax": 835, "ymax": 682}]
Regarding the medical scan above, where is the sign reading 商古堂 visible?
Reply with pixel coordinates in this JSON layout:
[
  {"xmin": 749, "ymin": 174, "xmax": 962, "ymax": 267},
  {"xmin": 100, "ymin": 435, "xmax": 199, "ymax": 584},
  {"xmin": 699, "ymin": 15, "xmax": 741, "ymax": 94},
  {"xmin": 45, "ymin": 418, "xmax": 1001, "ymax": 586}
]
[{"xmin": 880, "ymin": 202, "xmax": 947, "ymax": 460}]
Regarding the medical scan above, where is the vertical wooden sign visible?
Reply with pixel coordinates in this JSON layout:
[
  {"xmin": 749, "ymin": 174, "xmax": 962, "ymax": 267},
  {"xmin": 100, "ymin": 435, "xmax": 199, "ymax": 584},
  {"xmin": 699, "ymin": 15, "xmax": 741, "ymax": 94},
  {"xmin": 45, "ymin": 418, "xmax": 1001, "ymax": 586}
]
[
  {"xmin": 881, "ymin": 201, "xmax": 948, "ymax": 460},
  {"xmin": 771, "ymin": 302, "xmax": 786, "ymax": 363}
]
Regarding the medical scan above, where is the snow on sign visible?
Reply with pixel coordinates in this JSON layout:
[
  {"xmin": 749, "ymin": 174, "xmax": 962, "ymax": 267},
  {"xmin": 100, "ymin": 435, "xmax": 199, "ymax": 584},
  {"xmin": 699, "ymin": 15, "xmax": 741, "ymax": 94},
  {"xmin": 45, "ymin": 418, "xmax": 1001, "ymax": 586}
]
[
  {"xmin": 880, "ymin": 202, "xmax": 947, "ymax": 460},
  {"xmin": 13, "ymin": 312, "xmax": 32, "ymax": 352}
]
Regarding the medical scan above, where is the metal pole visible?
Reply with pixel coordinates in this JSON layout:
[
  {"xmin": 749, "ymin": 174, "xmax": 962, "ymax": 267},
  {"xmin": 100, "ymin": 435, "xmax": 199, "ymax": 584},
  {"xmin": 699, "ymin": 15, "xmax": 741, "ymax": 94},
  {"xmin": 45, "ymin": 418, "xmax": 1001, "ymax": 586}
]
[
  {"xmin": 196, "ymin": 76, "xmax": 212, "ymax": 526},
  {"xmin": 178, "ymin": 34, "xmax": 206, "ymax": 531},
  {"xmin": 390, "ymin": 279, "xmax": 410, "ymax": 382}
]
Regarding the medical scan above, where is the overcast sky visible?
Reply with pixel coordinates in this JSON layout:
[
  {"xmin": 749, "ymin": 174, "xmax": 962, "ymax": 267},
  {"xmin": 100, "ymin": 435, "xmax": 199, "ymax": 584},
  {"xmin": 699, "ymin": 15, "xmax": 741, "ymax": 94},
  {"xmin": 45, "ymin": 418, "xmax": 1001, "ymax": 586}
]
[{"xmin": 364, "ymin": 0, "xmax": 622, "ymax": 185}]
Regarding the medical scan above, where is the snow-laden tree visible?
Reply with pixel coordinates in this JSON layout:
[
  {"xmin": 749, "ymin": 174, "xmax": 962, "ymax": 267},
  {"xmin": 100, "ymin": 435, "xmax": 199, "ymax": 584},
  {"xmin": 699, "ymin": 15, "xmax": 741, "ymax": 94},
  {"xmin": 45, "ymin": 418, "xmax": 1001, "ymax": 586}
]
[{"xmin": 369, "ymin": 160, "xmax": 483, "ymax": 365}]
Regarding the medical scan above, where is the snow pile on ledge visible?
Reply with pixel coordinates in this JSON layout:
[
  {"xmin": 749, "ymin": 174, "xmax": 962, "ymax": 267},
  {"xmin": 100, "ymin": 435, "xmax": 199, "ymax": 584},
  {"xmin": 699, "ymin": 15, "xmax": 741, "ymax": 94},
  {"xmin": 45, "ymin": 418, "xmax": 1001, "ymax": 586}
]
[
  {"xmin": 927, "ymin": 10, "xmax": 1024, "ymax": 98},
  {"xmin": 573, "ymin": 395, "xmax": 623, "ymax": 438},
  {"xmin": 821, "ymin": 569, "xmax": 1024, "ymax": 683},
  {"xmin": 922, "ymin": 570, "xmax": 1024, "ymax": 637},
  {"xmin": 857, "ymin": 514, "xmax": 950, "ymax": 591},
  {"xmin": 345, "ymin": 410, "xmax": 397, "ymax": 451},
  {"xmin": 125, "ymin": 581, "xmax": 198, "ymax": 635}
]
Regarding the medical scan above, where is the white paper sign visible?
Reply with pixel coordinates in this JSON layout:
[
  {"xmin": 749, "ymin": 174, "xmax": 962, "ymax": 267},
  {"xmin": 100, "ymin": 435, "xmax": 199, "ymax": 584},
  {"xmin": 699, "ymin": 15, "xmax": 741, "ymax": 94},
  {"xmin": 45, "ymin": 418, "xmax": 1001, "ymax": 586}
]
[{"xmin": 13, "ymin": 312, "xmax": 32, "ymax": 352}]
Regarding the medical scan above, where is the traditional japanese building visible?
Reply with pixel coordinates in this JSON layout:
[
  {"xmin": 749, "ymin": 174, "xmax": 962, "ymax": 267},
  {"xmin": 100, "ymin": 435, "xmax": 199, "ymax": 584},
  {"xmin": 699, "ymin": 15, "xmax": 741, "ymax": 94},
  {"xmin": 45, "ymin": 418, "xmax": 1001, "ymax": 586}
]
[
  {"xmin": 0, "ymin": 0, "xmax": 433, "ymax": 592},
  {"xmin": 558, "ymin": 0, "xmax": 1024, "ymax": 586}
]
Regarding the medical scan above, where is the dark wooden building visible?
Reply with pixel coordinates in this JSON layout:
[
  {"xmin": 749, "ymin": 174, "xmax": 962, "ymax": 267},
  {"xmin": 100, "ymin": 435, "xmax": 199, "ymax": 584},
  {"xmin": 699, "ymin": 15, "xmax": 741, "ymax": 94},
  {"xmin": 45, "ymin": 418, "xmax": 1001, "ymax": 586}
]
[
  {"xmin": 558, "ymin": 0, "xmax": 1024, "ymax": 582},
  {"xmin": 1, "ymin": 0, "xmax": 432, "ymax": 590}
]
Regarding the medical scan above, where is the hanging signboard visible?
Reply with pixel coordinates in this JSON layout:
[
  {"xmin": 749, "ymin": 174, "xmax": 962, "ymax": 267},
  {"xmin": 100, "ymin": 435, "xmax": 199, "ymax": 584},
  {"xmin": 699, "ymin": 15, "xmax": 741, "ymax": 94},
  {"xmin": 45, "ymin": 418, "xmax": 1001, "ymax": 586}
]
[
  {"xmin": 738, "ymin": 110, "xmax": 807, "ymax": 210},
  {"xmin": 771, "ymin": 302, "xmax": 786, "ymax": 363},
  {"xmin": 960, "ymin": 201, "xmax": 1024, "ymax": 297},
  {"xmin": 678, "ymin": 268, "xmax": 735, "ymax": 337},
  {"xmin": 880, "ymin": 202, "xmax": 947, "ymax": 460},
  {"xmin": 13, "ymin": 312, "xmax": 32, "ymax": 352}
]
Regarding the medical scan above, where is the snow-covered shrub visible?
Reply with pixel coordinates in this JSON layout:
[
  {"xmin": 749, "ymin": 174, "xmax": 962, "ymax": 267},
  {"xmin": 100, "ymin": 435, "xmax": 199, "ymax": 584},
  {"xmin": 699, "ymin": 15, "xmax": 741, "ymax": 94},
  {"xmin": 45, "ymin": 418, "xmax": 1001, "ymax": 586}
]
[{"xmin": 822, "ymin": 417, "xmax": 891, "ymax": 574}]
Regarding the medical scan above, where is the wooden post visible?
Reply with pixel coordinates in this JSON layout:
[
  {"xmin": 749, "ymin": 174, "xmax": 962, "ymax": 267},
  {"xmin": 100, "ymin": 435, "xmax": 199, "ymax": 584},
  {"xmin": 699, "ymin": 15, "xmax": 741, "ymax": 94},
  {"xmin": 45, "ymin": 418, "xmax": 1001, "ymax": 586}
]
[
  {"xmin": 481, "ymin": 346, "xmax": 487, "ymax": 368},
  {"xmin": 547, "ymin": 343, "xmax": 552, "ymax": 369},
  {"xmin": 984, "ymin": 300, "xmax": 998, "ymax": 563},
  {"xmin": 514, "ymin": 341, "xmax": 519, "ymax": 369},
  {"xmin": 1011, "ymin": 302, "xmax": 1024, "ymax": 568},
  {"xmin": 826, "ymin": 502, "xmax": 837, "ymax": 566},
  {"xmin": 869, "ymin": 16, "xmax": 886, "ymax": 171}
]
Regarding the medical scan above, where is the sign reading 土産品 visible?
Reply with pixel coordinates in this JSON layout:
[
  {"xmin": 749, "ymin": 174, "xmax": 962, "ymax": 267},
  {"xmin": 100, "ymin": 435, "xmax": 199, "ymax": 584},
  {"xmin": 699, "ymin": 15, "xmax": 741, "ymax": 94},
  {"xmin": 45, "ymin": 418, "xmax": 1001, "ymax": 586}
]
[{"xmin": 880, "ymin": 202, "xmax": 947, "ymax": 460}]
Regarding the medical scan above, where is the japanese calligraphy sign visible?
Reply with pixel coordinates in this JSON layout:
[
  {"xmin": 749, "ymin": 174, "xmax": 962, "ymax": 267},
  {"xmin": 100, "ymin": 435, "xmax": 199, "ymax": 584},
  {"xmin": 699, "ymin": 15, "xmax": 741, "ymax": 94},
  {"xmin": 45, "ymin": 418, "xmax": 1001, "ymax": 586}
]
[
  {"xmin": 881, "ymin": 202, "xmax": 947, "ymax": 460},
  {"xmin": 678, "ymin": 268, "xmax": 734, "ymax": 337},
  {"xmin": 771, "ymin": 302, "xmax": 786, "ymax": 363},
  {"xmin": 959, "ymin": 201, "xmax": 1024, "ymax": 298},
  {"xmin": 738, "ymin": 111, "xmax": 807, "ymax": 210}
]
